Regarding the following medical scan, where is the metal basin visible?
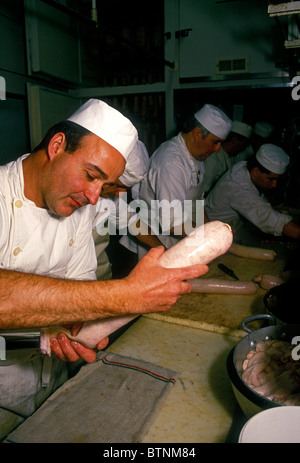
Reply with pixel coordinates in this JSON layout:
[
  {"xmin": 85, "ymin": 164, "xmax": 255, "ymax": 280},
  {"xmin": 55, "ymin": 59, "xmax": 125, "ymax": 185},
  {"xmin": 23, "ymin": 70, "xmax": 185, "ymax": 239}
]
[{"xmin": 227, "ymin": 314, "xmax": 300, "ymax": 418}]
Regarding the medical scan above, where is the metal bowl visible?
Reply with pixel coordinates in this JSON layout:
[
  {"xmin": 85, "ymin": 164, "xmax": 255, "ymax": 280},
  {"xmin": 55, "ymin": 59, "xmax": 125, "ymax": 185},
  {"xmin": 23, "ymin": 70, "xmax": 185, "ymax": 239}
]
[
  {"xmin": 264, "ymin": 281, "xmax": 300, "ymax": 324},
  {"xmin": 227, "ymin": 314, "xmax": 300, "ymax": 418}
]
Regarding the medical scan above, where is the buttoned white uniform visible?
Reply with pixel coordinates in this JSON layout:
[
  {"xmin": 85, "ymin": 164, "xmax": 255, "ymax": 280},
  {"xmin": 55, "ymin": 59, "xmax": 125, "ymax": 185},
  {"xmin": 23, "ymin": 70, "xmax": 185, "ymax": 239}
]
[
  {"xmin": 0, "ymin": 154, "xmax": 97, "ymax": 422},
  {"xmin": 202, "ymin": 146, "xmax": 233, "ymax": 194},
  {"xmin": 92, "ymin": 193, "xmax": 136, "ymax": 280},
  {"xmin": 138, "ymin": 133, "xmax": 205, "ymax": 251},
  {"xmin": 205, "ymin": 161, "xmax": 292, "ymax": 236}
]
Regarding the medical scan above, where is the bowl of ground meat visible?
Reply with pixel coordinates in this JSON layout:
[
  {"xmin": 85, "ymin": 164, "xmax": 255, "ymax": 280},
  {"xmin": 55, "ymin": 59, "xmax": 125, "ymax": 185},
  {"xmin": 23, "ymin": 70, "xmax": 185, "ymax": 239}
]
[{"xmin": 227, "ymin": 314, "xmax": 300, "ymax": 418}]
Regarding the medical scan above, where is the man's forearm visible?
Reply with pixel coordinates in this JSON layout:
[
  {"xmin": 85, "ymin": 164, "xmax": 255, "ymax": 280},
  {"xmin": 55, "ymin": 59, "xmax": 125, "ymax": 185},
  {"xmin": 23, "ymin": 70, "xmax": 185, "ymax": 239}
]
[
  {"xmin": 0, "ymin": 248, "xmax": 209, "ymax": 330},
  {"xmin": 0, "ymin": 268, "xmax": 130, "ymax": 329}
]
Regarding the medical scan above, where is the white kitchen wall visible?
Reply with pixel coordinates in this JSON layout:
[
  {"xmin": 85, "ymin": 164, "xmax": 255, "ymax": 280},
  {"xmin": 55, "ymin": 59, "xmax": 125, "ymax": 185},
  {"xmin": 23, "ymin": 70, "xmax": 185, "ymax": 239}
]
[{"xmin": 177, "ymin": 0, "xmax": 285, "ymax": 80}]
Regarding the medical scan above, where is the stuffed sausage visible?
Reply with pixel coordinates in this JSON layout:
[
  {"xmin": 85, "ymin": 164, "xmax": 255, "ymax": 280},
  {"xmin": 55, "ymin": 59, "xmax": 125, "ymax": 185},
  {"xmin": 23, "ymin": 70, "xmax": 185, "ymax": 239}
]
[
  {"xmin": 40, "ymin": 221, "xmax": 233, "ymax": 355},
  {"xmin": 188, "ymin": 278, "xmax": 258, "ymax": 294},
  {"xmin": 229, "ymin": 243, "xmax": 276, "ymax": 261}
]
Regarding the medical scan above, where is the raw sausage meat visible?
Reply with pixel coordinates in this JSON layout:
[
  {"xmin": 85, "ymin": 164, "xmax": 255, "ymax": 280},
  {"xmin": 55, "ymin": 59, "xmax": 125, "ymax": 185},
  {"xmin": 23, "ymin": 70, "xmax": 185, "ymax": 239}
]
[
  {"xmin": 188, "ymin": 278, "xmax": 258, "ymax": 294},
  {"xmin": 254, "ymin": 274, "xmax": 285, "ymax": 290},
  {"xmin": 229, "ymin": 243, "xmax": 276, "ymax": 261},
  {"xmin": 158, "ymin": 221, "xmax": 233, "ymax": 268},
  {"xmin": 40, "ymin": 221, "xmax": 233, "ymax": 356},
  {"xmin": 242, "ymin": 340, "xmax": 300, "ymax": 405}
]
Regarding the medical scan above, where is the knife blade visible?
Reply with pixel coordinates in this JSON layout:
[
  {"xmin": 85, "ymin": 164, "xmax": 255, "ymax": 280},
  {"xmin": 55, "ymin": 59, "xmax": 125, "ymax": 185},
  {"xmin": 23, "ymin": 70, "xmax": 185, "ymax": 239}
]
[{"xmin": 218, "ymin": 263, "xmax": 239, "ymax": 281}]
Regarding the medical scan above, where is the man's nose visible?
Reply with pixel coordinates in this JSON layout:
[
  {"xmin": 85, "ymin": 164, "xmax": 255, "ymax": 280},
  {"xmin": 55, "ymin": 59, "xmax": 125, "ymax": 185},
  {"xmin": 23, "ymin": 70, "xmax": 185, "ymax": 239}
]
[
  {"xmin": 85, "ymin": 183, "xmax": 102, "ymax": 205},
  {"xmin": 213, "ymin": 142, "xmax": 222, "ymax": 153},
  {"xmin": 271, "ymin": 179, "xmax": 278, "ymax": 188}
]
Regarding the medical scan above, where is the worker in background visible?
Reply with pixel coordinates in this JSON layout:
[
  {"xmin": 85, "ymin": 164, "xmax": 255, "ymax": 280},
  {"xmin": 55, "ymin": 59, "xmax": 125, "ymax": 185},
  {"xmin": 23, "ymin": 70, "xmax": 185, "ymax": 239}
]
[
  {"xmin": 234, "ymin": 120, "xmax": 275, "ymax": 163},
  {"xmin": 205, "ymin": 144, "xmax": 300, "ymax": 242},
  {"xmin": 0, "ymin": 99, "xmax": 208, "ymax": 429},
  {"xmin": 202, "ymin": 120, "xmax": 253, "ymax": 195},
  {"xmin": 93, "ymin": 139, "xmax": 160, "ymax": 280},
  {"xmin": 135, "ymin": 104, "xmax": 232, "ymax": 256}
]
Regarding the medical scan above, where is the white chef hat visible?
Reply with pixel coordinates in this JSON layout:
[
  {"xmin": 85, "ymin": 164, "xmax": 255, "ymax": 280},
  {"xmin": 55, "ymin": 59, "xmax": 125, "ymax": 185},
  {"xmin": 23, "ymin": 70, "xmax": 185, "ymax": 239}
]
[
  {"xmin": 194, "ymin": 104, "xmax": 232, "ymax": 139},
  {"xmin": 256, "ymin": 144, "xmax": 290, "ymax": 174},
  {"xmin": 68, "ymin": 99, "xmax": 138, "ymax": 160},
  {"xmin": 119, "ymin": 140, "xmax": 149, "ymax": 187},
  {"xmin": 253, "ymin": 121, "xmax": 274, "ymax": 139},
  {"xmin": 231, "ymin": 121, "xmax": 252, "ymax": 138}
]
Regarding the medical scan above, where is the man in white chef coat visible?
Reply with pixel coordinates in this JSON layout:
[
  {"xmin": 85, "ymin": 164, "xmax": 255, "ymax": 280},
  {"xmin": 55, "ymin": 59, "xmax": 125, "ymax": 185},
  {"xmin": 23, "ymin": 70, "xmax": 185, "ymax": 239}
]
[
  {"xmin": 0, "ymin": 99, "xmax": 208, "ymax": 433},
  {"xmin": 202, "ymin": 120, "xmax": 253, "ymax": 195},
  {"xmin": 205, "ymin": 144, "xmax": 300, "ymax": 241},
  {"xmin": 136, "ymin": 104, "xmax": 232, "ymax": 254}
]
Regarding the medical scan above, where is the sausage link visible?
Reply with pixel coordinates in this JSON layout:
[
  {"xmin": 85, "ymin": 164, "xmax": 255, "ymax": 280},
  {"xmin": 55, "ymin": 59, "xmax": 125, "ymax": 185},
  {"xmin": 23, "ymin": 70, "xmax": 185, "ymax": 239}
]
[
  {"xmin": 188, "ymin": 278, "xmax": 258, "ymax": 294},
  {"xmin": 229, "ymin": 243, "xmax": 276, "ymax": 261}
]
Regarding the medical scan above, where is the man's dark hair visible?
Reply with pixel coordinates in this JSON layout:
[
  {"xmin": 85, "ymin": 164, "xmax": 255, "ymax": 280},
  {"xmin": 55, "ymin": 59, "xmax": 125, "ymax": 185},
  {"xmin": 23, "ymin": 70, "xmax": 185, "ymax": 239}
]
[
  {"xmin": 227, "ymin": 131, "xmax": 247, "ymax": 143},
  {"xmin": 246, "ymin": 155, "xmax": 271, "ymax": 174},
  {"xmin": 32, "ymin": 120, "xmax": 91, "ymax": 153}
]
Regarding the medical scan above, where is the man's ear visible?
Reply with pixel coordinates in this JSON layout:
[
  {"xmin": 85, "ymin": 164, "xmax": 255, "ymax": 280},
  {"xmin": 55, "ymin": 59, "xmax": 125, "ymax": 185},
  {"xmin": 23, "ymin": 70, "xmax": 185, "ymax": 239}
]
[
  {"xmin": 192, "ymin": 126, "xmax": 203, "ymax": 141},
  {"xmin": 250, "ymin": 166, "xmax": 260, "ymax": 181},
  {"xmin": 47, "ymin": 132, "xmax": 66, "ymax": 160}
]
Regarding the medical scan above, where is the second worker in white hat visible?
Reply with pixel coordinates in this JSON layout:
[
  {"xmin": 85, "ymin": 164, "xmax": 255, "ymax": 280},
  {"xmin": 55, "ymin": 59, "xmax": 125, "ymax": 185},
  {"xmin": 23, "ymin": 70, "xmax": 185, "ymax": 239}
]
[
  {"xmin": 92, "ymin": 140, "xmax": 162, "ymax": 280},
  {"xmin": 135, "ymin": 104, "xmax": 232, "ymax": 253}
]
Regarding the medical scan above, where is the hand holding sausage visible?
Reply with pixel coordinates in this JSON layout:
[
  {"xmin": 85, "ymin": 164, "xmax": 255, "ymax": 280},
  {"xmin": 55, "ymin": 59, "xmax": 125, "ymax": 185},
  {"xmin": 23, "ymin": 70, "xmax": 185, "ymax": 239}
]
[
  {"xmin": 49, "ymin": 323, "xmax": 109, "ymax": 363},
  {"xmin": 123, "ymin": 246, "xmax": 209, "ymax": 313},
  {"xmin": 42, "ymin": 221, "xmax": 232, "ymax": 357}
]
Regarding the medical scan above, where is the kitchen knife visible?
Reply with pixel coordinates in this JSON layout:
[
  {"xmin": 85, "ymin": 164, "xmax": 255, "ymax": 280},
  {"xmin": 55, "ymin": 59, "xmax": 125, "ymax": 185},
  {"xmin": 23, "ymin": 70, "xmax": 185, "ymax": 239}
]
[{"xmin": 218, "ymin": 263, "xmax": 239, "ymax": 281}]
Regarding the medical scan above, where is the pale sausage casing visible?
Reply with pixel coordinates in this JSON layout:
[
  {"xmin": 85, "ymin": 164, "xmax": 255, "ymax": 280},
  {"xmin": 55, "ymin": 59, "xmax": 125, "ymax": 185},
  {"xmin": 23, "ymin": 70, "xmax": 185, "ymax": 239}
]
[
  {"xmin": 188, "ymin": 278, "xmax": 258, "ymax": 294},
  {"xmin": 158, "ymin": 221, "xmax": 233, "ymax": 268},
  {"xmin": 40, "ymin": 221, "xmax": 233, "ymax": 355},
  {"xmin": 254, "ymin": 274, "xmax": 285, "ymax": 290},
  {"xmin": 229, "ymin": 243, "xmax": 276, "ymax": 261}
]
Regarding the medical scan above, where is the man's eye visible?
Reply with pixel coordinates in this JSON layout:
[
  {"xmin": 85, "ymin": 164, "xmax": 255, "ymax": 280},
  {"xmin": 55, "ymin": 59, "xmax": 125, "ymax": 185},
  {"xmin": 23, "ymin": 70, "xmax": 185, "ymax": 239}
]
[{"xmin": 86, "ymin": 172, "xmax": 95, "ymax": 180}]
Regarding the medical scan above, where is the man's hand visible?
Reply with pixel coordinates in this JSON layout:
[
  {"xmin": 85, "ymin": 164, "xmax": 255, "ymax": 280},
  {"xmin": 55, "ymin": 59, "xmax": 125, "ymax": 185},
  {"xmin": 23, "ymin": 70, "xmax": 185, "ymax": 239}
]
[
  {"xmin": 123, "ymin": 246, "xmax": 209, "ymax": 314},
  {"xmin": 50, "ymin": 323, "xmax": 109, "ymax": 363}
]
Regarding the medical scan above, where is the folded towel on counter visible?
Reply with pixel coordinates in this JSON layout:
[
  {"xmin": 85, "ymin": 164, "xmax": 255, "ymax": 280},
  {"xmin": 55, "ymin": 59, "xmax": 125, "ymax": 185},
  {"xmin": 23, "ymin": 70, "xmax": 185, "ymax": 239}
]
[
  {"xmin": 5, "ymin": 351, "xmax": 179, "ymax": 443},
  {"xmin": 0, "ymin": 408, "xmax": 24, "ymax": 441}
]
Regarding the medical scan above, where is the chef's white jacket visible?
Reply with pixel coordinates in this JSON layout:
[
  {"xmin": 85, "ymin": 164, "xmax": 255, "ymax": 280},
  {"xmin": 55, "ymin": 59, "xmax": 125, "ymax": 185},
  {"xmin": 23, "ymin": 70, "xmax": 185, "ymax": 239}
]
[
  {"xmin": 92, "ymin": 193, "xmax": 135, "ymax": 280},
  {"xmin": 0, "ymin": 154, "xmax": 97, "ymax": 422},
  {"xmin": 0, "ymin": 154, "xmax": 97, "ymax": 280},
  {"xmin": 202, "ymin": 147, "xmax": 232, "ymax": 194},
  {"xmin": 138, "ymin": 133, "xmax": 205, "ymax": 250},
  {"xmin": 205, "ymin": 161, "xmax": 292, "ymax": 236}
]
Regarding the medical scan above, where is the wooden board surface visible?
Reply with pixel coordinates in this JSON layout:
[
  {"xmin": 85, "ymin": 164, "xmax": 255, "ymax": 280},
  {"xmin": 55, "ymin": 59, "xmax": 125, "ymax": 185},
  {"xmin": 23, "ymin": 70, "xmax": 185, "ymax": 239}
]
[{"xmin": 144, "ymin": 243, "xmax": 287, "ymax": 338}]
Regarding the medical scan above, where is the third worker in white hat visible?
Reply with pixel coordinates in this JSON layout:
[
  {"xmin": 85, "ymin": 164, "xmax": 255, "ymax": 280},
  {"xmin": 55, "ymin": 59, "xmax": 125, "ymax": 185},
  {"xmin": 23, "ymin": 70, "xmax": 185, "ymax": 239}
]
[
  {"xmin": 233, "ymin": 120, "xmax": 275, "ymax": 165},
  {"xmin": 136, "ymin": 104, "xmax": 232, "ymax": 254},
  {"xmin": 205, "ymin": 144, "xmax": 300, "ymax": 242}
]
